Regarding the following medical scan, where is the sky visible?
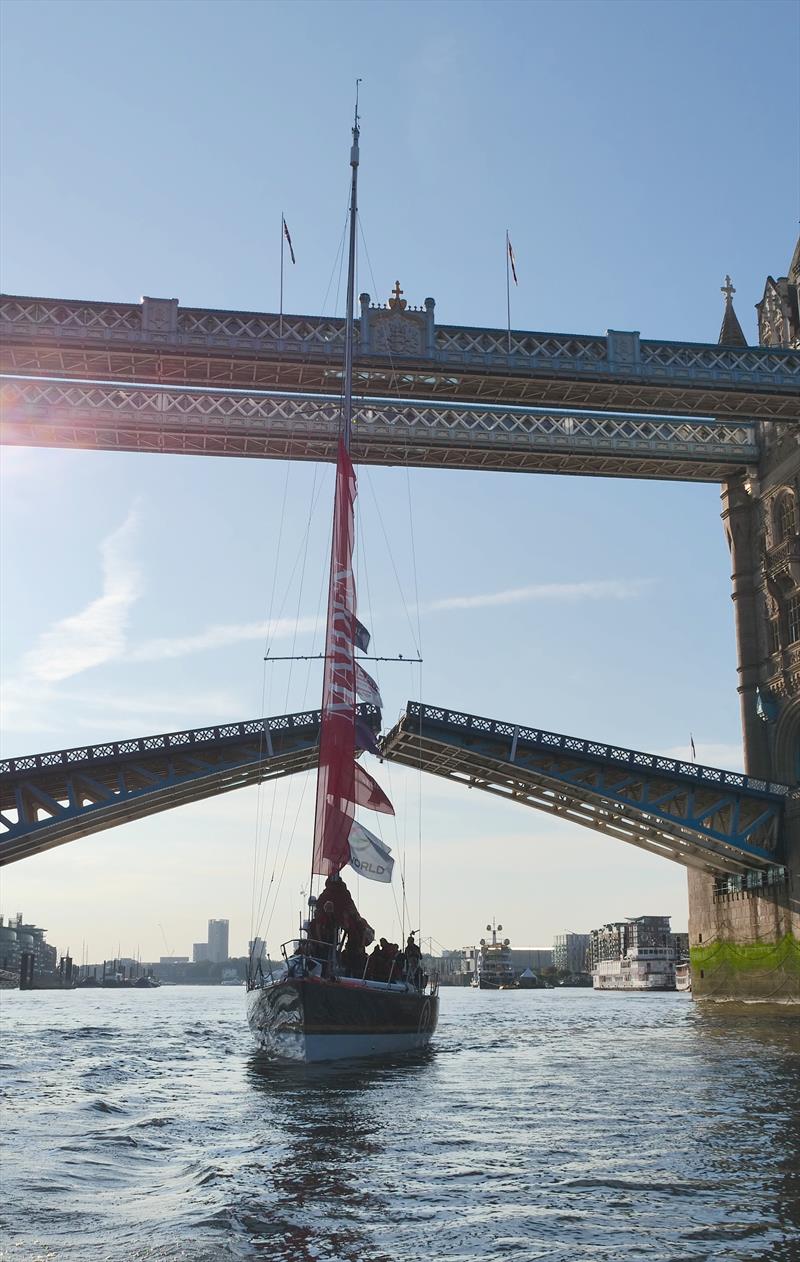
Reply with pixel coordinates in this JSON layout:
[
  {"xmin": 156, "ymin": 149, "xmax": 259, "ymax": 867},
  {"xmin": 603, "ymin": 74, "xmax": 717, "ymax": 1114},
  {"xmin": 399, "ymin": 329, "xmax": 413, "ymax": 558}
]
[{"xmin": 1, "ymin": 0, "xmax": 798, "ymax": 963}]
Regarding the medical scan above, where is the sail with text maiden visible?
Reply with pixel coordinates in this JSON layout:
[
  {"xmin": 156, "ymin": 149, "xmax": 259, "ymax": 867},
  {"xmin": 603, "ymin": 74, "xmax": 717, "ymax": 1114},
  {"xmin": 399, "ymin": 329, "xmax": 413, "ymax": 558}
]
[{"xmin": 311, "ymin": 438, "xmax": 393, "ymax": 878}]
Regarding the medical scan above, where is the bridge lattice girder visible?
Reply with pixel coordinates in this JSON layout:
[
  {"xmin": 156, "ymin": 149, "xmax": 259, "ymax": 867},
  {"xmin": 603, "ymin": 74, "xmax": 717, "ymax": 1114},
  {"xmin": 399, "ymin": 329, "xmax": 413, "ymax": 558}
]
[
  {"xmin": 0, "ymin": 376, "xmax": 759, "ymax": 482},
  {"xmin": 381, "ymin": 704, "xmax": 790, "ymax": 877},
  {"xmin": 2, "ymin": 293, "xmax": 799, "ymax": 422},
  {"xmin": 0, "ymin": 706, "xmax": 379, "ymax": 865},
  {"xmin": 0, "ymin": 702, "xmax": 791, "ymax": 875}
]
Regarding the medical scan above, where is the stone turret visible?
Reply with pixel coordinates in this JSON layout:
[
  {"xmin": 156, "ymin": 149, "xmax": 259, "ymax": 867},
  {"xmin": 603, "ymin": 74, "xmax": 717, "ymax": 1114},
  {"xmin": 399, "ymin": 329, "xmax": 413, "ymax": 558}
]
[
  {"xmin": 718, "ymin": 275, "xmax": 747, "ymax": 347},
  {"xmin": 756, "ymin": 235, "xmax": 800, "ymax": 349},
  {"xmin": 687, "ymin": 242, "xmax": 800, "ymax": 1004}
]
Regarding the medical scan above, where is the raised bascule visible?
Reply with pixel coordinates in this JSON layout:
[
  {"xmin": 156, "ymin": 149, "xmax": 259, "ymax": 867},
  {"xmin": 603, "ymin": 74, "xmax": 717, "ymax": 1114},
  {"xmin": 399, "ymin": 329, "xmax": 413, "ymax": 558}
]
[{"xmin": 1, "ymin": 239, "xmax": 799, "ymax": 1002}]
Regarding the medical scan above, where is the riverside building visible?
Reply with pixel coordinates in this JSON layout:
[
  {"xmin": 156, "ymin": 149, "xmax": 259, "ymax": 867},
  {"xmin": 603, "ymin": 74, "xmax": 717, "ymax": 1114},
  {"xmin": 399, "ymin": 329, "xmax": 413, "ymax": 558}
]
[
  {"xmin": 589, "ymin": 916, "xmax": 686, "ymax": 991},
  {"xmin": 0, "ymin": 914, "xmax": 57, "ymax": 979}
]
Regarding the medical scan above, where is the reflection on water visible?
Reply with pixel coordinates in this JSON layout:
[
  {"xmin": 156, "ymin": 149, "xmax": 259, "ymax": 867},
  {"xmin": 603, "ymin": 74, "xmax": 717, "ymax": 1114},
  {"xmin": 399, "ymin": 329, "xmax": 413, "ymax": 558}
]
[
  {"xmin": 244, "ymin": 1051, "xmax": 437, "ymax": 1261},
  {"xmin": 1, "ymin": 988, "xmax": 798, "ymax": 1262}
]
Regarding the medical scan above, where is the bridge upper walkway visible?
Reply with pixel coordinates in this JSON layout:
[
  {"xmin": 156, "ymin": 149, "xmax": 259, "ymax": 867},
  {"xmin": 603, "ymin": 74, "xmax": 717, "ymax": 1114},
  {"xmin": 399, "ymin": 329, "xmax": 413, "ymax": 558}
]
[
  {"xmin": 2, "ymin": 292, "xmax": 799, "ymax": 421},
  {"xmin": 0, "ymin": 376, "xmax": 759, "ymax": 482},
  {"xmin": 0, "ymin": 701, "xmax": 790, "ymax": 876}
]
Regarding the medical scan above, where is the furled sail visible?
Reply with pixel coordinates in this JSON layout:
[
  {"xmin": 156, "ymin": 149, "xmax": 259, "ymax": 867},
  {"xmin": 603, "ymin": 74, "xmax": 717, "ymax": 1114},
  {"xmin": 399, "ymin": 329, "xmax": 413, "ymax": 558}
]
[
  {"xmin": 312, "ymin": 438, "xmax": 358, "ymax": 876},
  {"xmin": 312, "ymin": 438, "xmax": 394, "ymax": 876}
]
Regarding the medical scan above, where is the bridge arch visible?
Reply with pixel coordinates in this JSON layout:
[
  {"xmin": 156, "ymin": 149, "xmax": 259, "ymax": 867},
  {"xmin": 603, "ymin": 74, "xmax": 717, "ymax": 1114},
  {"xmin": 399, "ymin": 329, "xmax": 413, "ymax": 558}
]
[{"xmin": 774, "ymin": 697, "xmax": 800, "ymax": 783}]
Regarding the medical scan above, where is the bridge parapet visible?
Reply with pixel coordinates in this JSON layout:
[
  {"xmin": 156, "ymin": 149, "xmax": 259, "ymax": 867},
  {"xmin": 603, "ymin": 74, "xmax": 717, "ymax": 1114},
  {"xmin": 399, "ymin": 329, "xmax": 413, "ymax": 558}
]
[
  {"xmin": 0, "ymin": 708, "xmax": 328, "ymax": 777},
  {"xmin": 397, "ymin": 702, "xmax": 790, "ymax": 798},
  {"xmin": 2, "ymin": 293, "xmax": 799, "ymax": 419},
  {"xmin": 0, "ymin": 705, "xmax": 380, "ymax": 865},
  {"xmin": 381, "ymin": 702, "xmax": 792, "ymax": 877}
]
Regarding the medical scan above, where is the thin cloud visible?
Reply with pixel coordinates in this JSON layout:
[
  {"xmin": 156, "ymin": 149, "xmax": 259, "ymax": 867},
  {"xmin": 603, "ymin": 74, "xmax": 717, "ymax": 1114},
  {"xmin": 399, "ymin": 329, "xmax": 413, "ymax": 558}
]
[
  {"xmin": 21, "ymin": 508, "xmax": 143, "ymax": 683},
  {"xmin": 0, "ymin": 678, "xmax": 245, "ymax": 748},
  {"xmin": 129, "ymin": 615, "xmax": 321, "ymax": 663},
  {"xmin": 431, "ymin": 578, "xmax": 649, "ymax": 612},
  {"xmin": 660, "ymin": 741, "xmax": 743, "ymax": 772}
]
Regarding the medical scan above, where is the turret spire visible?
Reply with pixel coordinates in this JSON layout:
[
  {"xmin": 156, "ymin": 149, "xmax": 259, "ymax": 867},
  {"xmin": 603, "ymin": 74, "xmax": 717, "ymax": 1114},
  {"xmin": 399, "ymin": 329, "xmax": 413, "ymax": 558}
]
[{"xmin": 718, "ymin": 273, "xmax": 747, "ymax": 347}]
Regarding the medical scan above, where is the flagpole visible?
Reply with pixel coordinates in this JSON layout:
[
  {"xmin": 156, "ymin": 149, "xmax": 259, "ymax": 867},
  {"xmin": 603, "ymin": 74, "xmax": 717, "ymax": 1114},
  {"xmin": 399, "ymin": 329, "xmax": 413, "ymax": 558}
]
[
  {"xmin": 505, "ymin": 229, "xmax": 512, "ymax": 356},
  {"xmin": 278, "ymin": 212, "xmax": 285, "ymax": 340}
]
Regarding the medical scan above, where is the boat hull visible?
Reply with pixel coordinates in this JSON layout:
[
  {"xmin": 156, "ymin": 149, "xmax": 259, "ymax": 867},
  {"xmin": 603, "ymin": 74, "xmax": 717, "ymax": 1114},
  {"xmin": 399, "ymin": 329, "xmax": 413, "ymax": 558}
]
[{"xmin": 247, "ymin": 975, "xmax": 439, "ymax": 1063}]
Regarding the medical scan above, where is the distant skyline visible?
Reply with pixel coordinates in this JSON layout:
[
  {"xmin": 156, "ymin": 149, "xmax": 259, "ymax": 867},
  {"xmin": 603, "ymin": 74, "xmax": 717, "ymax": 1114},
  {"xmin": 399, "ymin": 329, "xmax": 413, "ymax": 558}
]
[
  {"xmin": 1, "ymin": 0, "xmax": 798, "ymax": 959},
  {"xmin": 6, "ymin": 908, "xmax": 674, "ymax": 966}
]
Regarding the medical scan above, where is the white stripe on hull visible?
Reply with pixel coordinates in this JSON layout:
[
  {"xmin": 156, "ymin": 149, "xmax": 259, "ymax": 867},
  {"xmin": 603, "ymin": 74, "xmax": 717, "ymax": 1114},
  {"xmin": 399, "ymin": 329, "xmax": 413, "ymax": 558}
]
[{"xmin": 249, "ymin": 1026, "xmax": 435, "ymax": 1063}]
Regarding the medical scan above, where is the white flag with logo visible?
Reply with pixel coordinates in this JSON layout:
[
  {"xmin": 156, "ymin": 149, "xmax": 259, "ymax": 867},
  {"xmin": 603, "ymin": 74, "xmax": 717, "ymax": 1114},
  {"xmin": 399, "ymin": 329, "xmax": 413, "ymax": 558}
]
[
  {"xmin": 355, "ymin": 661, "xmax": 383, "ymax": 708},
  {"xmin": 348, "ymin": 820, "xmax": 394, "ymax": 883}
]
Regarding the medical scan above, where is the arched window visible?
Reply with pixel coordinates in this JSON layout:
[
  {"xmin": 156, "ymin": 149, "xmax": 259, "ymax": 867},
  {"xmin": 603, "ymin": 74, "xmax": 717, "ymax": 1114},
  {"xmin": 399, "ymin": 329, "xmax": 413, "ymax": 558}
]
[
  {"xmin": 777, "ymin": 492, "xmax": 797, "ymax": 542},
  {"xmin": 787, "ymin": 592, "xmax": 800, "ymax": 644}
]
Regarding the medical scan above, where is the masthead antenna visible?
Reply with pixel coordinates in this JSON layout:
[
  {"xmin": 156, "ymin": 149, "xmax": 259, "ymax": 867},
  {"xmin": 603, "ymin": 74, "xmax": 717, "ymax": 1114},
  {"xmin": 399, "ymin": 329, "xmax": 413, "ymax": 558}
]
[{"xmin": 342, "ymin": 80, "xmax": 362, "ymax": 452}]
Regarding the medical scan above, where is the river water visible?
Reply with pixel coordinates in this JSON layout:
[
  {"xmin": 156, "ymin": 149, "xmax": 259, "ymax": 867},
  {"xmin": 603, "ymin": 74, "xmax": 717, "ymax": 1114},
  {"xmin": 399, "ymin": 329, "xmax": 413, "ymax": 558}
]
[{"xmin": 1, "ymin": 986, "xmax": 798, "ymax": 1262}]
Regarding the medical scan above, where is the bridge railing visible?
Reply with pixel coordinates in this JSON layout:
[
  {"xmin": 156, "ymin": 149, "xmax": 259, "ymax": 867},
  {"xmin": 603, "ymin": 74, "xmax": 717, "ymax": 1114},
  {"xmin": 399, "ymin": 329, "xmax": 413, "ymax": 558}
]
[
  {"xmin": 403, "ymin": 702, "xmax": 791, "ymax": 800},
  {"xmin": 2, "ymin": 296, "xmax": 799, "ymax": 388},
  {"xmin": 0, "ymin": 704, "xmax": 380, "ymax": 776}
]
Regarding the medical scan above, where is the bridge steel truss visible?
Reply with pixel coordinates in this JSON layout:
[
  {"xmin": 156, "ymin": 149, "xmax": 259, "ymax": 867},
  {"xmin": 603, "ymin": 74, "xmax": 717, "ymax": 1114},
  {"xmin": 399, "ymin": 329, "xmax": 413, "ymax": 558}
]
[
  {"xmin": 381, "ymin": 703, "xmax": 791, "ymax": 877},
  {"xmin": 2, "ymin": 293, "xmax": 798, "ymax": 479},
  {"xmin": 2, "ymin": 294, "xmax": 799, "ymax": 422},
  {"xmin": 0, "ymin": 701, "xmax": 791, "ymax": 876},
  {"xmin": 0, "ymin": 706, "xmax": 380, "ymax": 865},
  {"xmin": 0, "ymin": 375, "xmax": 760, "ymax": 482}
]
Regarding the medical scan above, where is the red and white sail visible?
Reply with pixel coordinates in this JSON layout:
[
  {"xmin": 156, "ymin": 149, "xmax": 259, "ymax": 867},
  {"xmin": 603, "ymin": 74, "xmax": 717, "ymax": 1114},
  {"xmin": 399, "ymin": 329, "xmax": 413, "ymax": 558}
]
[{"xmin": 312, "ymin": 438, "xmax": 393, "ymax": 877}]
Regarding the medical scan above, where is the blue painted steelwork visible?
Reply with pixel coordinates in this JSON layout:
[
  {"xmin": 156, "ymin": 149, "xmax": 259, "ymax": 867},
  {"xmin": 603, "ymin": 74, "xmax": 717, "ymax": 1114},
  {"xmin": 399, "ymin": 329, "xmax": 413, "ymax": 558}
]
[
  {"xmin": 1, "ymin": 294, "xmax": 798, "ymax": 421},
  {"xmin": 381, "ymin": 703, "xmax": 792, "ymax": 876},
  {"xmin": 0, "ymin": 705, "xmax": 380, "ymax": 865},
  {"xmin": 2, "ymin": 700, "xmax": 792, "ymax": 876}
]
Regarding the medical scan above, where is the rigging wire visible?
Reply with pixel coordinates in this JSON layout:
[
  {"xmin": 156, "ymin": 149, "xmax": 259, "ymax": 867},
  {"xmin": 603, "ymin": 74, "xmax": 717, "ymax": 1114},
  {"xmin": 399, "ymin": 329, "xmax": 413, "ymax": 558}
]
[
  {"xmin": 249, "ymin": 455, "xmax": 293, "ymax": 952},
  {"xmin": 252, "ymin": 464, "xmax": 333, "ymax": 945},
  {"xmin": 319, "ymin": 199, "xmax": 350, "ymax": 317},
  {"xmin": 253, "ymin": 463, "xmax": 325, "ymax": 941},
  {"xmin": 251, "ymin": 467, "xmax": 319, "ymax": 941},
  {"xmin": 256, "ymin": 183, "xmax": 352, "ymax": 946},
  {"xmin": 357, "ymin": 208, "xmax": 426, "ymax": 944},
  {"xmin": 355, "ymin": 498, "xmax": 411, "ymax": 943}
]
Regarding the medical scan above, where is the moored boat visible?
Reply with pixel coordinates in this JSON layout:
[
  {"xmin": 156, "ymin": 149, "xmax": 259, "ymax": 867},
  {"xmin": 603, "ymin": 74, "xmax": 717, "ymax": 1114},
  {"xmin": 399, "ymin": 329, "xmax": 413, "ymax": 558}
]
[{"xmin": 473, "ymin": 921, "xmax": 516, "ymax": 990}]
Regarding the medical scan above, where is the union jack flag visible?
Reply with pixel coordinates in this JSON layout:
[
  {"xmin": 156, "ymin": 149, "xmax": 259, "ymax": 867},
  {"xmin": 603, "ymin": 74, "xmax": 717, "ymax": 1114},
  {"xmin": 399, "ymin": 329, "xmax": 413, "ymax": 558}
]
[{"xmin": 282, "ymin": 216, "xmax": 296, "ymax": 265}]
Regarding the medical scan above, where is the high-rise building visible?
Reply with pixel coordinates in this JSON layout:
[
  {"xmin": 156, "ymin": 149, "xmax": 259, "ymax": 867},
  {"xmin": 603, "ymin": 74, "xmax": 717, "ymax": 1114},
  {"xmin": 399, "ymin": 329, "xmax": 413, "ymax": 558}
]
[
  {"xmin": 553, "ymin": 932, "xmax": 590, "ymax": 975},
  {"xmin": 207, "ymin": 919, "xmax": 229, "ymax": 964},
  {"xmin": 192, "ymin": 942, "xmax": 209, "ymax": 964}
]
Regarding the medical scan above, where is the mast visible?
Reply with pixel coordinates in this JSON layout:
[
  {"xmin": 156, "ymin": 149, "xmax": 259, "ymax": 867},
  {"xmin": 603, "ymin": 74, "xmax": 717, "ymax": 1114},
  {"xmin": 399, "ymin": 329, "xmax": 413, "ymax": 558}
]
[
  {"xmin": 309, "ymin": 88, "xmax": 362, "ymax": 890},
  {"xmin": 341, "ymin": 81, "xmax": 360, "ymax": 453}
]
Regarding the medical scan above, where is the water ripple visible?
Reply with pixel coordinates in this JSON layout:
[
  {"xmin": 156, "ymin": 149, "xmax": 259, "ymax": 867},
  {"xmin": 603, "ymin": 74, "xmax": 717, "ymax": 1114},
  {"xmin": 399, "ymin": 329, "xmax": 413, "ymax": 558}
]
[{"xmin": 2, "ymin": 987, "xmax": 799, "ymax": 1261}]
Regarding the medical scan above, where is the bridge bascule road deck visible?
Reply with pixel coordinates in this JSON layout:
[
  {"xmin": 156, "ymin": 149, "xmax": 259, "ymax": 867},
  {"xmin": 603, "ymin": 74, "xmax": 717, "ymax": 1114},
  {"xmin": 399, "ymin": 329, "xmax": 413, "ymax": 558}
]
[{"xmin": 0, "ymin": 702, "xmax": 790, "ymax": 879}]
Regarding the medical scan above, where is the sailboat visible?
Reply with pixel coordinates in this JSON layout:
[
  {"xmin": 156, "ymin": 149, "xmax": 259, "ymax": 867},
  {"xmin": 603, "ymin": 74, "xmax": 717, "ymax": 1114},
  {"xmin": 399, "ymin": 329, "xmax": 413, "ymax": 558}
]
[{"xmin": 246, "ymin": 98, "xmax": 440, "ymax": 1063}]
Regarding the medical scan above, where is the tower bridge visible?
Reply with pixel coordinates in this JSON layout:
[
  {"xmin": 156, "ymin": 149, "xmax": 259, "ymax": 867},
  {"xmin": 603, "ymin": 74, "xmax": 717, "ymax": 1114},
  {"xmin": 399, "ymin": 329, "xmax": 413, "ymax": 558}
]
[
  {"xmin": 1, "ymin": 240, "xmax": 799, "ymax": 1001},
  {"xmin": 0, "ymin": 702, "xmax": 788, "ymax": 880}
]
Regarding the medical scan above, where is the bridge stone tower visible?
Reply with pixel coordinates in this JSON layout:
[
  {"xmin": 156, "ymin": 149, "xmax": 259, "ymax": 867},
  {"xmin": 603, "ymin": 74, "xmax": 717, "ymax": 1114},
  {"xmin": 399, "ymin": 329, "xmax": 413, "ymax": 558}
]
[{"xmin": 689, "ymin": 239, "xmax": 800, "ymax": 1001}]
